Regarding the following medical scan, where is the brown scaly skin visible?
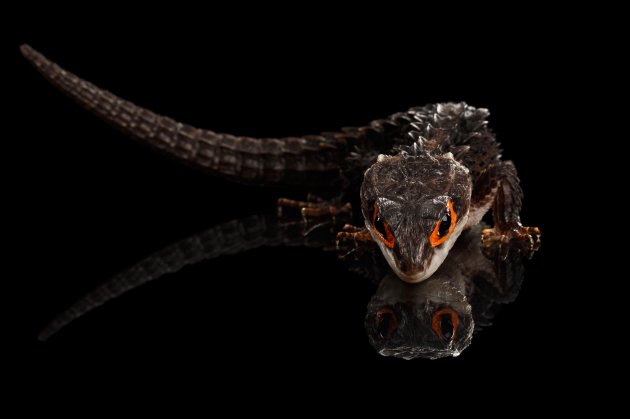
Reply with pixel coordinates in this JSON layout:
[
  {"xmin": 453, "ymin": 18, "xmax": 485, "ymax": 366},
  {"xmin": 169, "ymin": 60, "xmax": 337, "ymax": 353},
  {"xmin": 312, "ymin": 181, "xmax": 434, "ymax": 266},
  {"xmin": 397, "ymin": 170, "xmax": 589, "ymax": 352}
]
[{"xmin": 20, "ymin": 44, "xmax": 540, "ymax": 283}]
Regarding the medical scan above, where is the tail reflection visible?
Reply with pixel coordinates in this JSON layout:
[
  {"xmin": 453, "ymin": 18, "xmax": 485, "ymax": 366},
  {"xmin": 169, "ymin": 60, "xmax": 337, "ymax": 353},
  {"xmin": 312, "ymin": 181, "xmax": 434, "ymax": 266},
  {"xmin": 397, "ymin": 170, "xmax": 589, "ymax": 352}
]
[{"xmin": 39, "ymin": 215, "xmax": 340, "ymax": 341}]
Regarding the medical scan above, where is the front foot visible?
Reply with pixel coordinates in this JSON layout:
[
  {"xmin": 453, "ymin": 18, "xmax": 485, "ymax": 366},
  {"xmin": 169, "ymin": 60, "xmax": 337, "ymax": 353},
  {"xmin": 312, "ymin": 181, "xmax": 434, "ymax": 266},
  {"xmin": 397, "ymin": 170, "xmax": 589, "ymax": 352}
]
[{"xmin": 482, "ymin": 225, "xmax": 541, "ymax": 258}]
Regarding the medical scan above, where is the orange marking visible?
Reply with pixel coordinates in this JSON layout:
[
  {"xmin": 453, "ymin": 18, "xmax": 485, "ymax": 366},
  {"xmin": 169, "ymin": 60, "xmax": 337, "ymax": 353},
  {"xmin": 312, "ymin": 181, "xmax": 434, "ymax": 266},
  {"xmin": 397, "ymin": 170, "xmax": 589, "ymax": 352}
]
[
  {"xmin": 429, "ymin": 198, "xmax": 457, "ymax": 247},
  {"xmin": 431, "ymin": 308, "xmax": 459, "ymax": 342},
  {"xmin": 376, "ymin": 307, "xmax": 398, "ymax": 339},
  {"xmin": 372, "ymin": 204, "xmax": 395, "ymax": 249}
]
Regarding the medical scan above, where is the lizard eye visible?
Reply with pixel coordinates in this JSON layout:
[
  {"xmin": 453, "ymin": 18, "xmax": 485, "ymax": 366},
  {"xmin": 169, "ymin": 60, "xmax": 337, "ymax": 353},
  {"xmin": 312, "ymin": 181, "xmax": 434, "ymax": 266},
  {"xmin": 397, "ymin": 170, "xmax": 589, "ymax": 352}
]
[
  {"xmin": 372, "ymin": 203, "xmax": 395, "ymax": 249},
  {"xmin": 431, "ymin": 308, "xmax": 459, "ymax": 342},
  {"xmin": 429, "ymin": 198, "xmax": 457, "ymax": 247},
  {"xmin": 375, "ymin": 307, "xmax": 398, "ymax": 339}
]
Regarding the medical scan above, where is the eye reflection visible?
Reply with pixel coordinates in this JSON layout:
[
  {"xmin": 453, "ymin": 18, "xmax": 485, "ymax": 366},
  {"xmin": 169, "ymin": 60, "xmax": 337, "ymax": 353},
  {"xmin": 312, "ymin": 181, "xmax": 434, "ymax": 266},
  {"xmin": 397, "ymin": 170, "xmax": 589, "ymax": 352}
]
[
  {"xmin": 375, "ymin": 307, "xmax": 398, "ymax": 339},
  {"xmin": 431, "ymin": 308, "xmax": 459, "ymax": 342}
]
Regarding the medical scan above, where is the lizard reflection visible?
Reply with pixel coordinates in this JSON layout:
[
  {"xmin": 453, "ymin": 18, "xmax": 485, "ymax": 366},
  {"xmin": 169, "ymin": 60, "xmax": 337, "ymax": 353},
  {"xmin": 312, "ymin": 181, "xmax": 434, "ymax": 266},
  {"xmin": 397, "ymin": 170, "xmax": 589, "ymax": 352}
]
[
  {"xmin": 39, "ymin": 213, "xmax": 526, "ymax": 360},
  {"xmin": 365, "ymin": 223, "xmax": 525, "ymax": 359}
]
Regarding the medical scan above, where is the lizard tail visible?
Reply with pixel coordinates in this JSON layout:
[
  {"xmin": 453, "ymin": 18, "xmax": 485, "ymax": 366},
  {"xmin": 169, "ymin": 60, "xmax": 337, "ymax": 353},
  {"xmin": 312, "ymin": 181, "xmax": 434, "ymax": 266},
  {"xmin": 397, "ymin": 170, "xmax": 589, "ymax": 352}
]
[{"xmin": 20, "ymin": 45, "xmax": 345, "ymax": 187}]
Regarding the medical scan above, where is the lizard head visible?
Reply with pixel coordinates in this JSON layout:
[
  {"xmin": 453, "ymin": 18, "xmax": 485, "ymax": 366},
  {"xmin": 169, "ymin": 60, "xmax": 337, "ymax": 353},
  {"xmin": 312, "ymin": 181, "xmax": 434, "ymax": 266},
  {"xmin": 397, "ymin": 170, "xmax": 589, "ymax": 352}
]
[{"xmin": 361, "ymin": 152, "xmax": 472, "ymax": 283}]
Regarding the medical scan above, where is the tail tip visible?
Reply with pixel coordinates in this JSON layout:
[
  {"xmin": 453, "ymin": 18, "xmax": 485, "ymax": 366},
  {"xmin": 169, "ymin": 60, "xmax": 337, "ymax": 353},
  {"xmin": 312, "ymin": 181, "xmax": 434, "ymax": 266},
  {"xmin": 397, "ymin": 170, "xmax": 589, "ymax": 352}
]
[
  {"xmin": 37, "ymin": 326, "xmax": 53, "ymax": 342},
  {"xmin": 20, "ymin": 44, "xmax": 34, "ymax": 58}
]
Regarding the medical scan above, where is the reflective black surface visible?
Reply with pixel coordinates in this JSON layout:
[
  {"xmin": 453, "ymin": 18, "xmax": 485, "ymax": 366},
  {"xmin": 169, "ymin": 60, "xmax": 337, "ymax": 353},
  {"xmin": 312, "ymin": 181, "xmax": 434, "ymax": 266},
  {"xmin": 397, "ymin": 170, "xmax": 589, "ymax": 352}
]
[
  {"xmin": 9, "ymin": 25, "xmax": 580, "ymax": 383},
  {"xmin": 34, "ymin": 213, "xmax": 527, "ymax": 360}
]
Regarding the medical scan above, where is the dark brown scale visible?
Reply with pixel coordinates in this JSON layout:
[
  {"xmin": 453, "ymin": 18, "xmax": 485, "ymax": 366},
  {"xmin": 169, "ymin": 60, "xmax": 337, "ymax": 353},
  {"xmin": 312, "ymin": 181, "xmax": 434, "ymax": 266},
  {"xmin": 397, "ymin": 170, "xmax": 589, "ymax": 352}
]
[
  {"xmin": 20, "ymin": 45, "xmax": 505, "ymax": 190},
  {"xmin": 20, "ymin": 45, "xmax": 345, "ymax": 187},
  {"xmin": 460, "ymin": 133, "xmax": 502, "ymax": 180}
]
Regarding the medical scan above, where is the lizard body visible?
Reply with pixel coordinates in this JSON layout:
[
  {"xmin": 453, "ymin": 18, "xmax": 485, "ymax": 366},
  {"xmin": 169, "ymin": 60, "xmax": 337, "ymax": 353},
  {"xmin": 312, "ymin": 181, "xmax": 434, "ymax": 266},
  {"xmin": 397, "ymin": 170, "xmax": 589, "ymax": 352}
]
[{"xmin": 21, "ymin": 44, "xmax": 539, "ymax": 283}]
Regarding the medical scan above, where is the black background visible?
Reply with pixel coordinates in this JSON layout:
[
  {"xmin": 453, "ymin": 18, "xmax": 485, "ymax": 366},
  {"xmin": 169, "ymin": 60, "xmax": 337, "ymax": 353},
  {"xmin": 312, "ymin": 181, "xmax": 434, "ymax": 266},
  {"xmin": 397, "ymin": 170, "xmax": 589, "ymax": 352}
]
[{"xmin": 7, "ymin": 11, "xmax": 594, "ymax": 396}]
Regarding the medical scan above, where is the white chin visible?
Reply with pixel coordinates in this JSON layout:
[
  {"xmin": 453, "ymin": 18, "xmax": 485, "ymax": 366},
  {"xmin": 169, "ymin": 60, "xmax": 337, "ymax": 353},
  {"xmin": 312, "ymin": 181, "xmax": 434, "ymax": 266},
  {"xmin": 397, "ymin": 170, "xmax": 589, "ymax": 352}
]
[
  {"xmin": 394, "ymin": 269, "xmax": 434, "ymax": 284},
  {"xmin": 376, "ymin": 243, "xmax": 440, "ymax": 284}
]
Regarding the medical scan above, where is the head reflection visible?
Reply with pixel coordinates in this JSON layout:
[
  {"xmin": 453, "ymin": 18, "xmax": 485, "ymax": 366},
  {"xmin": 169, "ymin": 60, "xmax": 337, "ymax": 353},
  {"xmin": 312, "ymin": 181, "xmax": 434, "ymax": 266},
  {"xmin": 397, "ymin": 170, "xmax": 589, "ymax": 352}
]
[
  {"xmin": 366, "ymin": 273, "xmax": 473, "ymax": 359},
  {"xmin": 364, "ymin": 225, "xmax": 525, "ymax": 359}
]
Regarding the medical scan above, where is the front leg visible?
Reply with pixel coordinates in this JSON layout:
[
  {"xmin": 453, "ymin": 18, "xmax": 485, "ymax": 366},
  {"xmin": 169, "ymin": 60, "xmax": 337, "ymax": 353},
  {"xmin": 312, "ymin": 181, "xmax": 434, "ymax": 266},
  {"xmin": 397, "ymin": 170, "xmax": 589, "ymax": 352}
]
[
  {"xmin": 277, "ymin": 197, "xmax": 371, "ymax": 256},
  {"xmin": 277, "ymin": 196, "xmax": 352, "ymax": 219},
  {"xmin": 470, "ymin": 161, "xmax": 540, "ymax": 254},
  {"xmin": 337, "ymin": 224, "xmax": 372, "ymax": 243},
  {"xmin": 336, "ymin": 224, "xmax": 375, "ymax": 259}
]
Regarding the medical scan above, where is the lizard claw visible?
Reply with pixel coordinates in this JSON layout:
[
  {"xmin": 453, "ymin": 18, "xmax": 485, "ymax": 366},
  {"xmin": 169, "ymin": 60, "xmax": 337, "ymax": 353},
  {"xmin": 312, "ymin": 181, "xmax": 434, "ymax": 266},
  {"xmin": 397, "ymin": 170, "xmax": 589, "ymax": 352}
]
[
  {"xmin": 482, "ymin": 225, "xmax": 541, "ymax": 259},
  {"xmin": 336, "ymin": 225, "xmax": 373, "ymax": 259}
]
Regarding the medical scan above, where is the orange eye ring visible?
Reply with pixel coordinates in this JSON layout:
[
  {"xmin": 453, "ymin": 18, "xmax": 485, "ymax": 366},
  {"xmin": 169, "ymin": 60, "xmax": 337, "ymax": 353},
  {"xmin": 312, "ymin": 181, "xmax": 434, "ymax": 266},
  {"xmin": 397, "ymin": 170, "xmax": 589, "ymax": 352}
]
[
  {"xmin": 372, "ymin": 203, "xmax": 395, "ymax": 249},
  {"xmin": 429, "ymin": 198, "xmax": 457, "ymax": 247},
  {"xmin": 375, "ymin": 307, "xmax": 398, "ymax": 339},
  {"xmin": 431, "ymin": 307, "xmax": 459, "ymax": 342}
]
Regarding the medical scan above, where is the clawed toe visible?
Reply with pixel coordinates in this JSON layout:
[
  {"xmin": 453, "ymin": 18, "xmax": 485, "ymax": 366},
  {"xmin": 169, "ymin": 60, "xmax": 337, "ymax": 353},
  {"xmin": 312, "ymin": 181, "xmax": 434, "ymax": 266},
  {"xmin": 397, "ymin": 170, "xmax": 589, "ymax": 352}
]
[
  {"xmin": 482, "ymin": 225, "xmax": 541, "ymax": 258},
  {"xmin": 336, "ymin": 225, "xmax": 372, "ymax": 243},
  {"xmin": 336, "ymin": 225, "xmax": 374, "ymax": 259}
]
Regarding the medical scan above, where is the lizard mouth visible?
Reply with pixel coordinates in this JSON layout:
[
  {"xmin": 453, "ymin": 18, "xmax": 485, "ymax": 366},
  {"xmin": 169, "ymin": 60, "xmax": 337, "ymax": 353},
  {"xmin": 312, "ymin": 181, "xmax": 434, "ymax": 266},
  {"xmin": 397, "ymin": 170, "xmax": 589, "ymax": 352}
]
[{"xmin": 376, "ymin": 245, "xmax": 433, "ymax": 284}]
